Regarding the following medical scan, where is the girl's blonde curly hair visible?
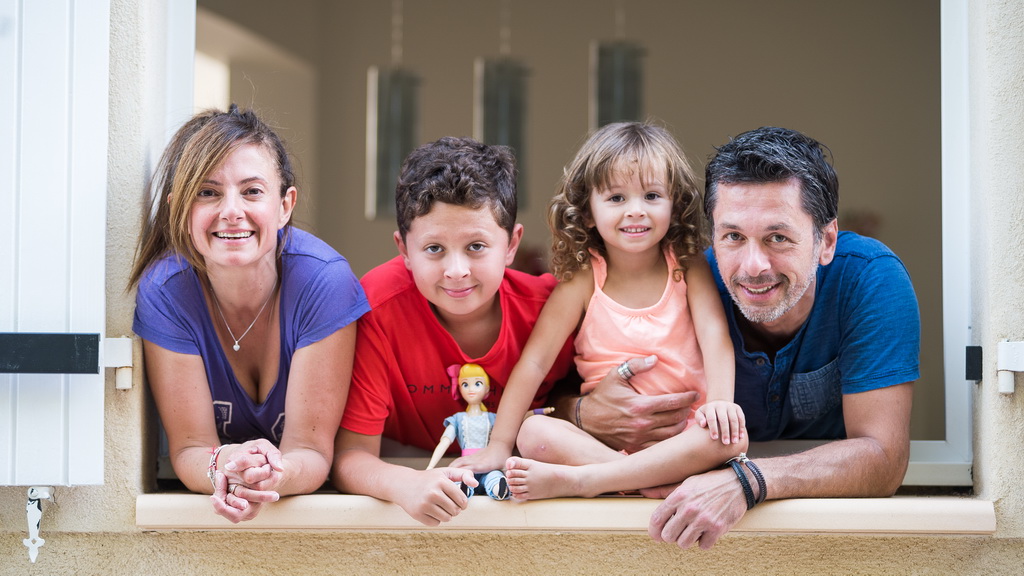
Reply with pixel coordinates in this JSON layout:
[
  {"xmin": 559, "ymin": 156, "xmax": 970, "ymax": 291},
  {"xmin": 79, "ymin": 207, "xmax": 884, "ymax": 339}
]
[{"xmin": 548, "ymin": 121, "xmax": 706, "ymax": 282}]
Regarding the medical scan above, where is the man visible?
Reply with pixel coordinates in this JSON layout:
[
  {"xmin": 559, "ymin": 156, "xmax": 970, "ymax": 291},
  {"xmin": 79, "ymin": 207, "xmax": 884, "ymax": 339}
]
[{"xmin": 559, "ymin": 126, "xmax": 919, "ymax": 548}]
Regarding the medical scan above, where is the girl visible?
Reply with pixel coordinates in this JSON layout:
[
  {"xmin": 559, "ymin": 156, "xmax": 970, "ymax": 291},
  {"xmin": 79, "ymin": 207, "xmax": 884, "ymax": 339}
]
[{"xmin": 452, "ymin": 121, "xmax": 746, "ymax": 499}]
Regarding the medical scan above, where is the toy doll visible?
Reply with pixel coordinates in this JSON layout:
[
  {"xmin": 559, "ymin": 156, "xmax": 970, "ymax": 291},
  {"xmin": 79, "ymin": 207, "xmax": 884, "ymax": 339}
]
[{"xmin": 426, "ymin": 363, "xmax": 510, "ymax": 500}]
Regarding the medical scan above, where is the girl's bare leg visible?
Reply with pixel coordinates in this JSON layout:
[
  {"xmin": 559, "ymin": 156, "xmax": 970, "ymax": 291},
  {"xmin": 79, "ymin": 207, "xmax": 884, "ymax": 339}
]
[
  {"xmin": 516, "ymin": 415, "xmax": 624, "ymax": 466},
  {"xmin": 505, "ymin": 424, "xmax": 747, "ymax": 500}
]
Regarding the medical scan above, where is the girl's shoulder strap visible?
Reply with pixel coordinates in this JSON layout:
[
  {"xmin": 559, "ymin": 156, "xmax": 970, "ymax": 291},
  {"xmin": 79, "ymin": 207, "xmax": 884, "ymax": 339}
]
[{"xmin": 588, "ymin": 249, "xmax": 608, "ymax": 288}]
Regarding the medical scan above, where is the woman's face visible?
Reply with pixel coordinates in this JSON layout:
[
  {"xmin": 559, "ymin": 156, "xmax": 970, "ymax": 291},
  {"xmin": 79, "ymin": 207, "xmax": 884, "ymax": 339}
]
[{"xmin": 188, "ymin": 143, "xmax": 295, "ymax": 274}]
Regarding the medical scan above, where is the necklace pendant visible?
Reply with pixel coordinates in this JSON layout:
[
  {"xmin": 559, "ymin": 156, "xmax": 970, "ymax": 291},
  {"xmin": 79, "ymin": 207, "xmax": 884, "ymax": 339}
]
[{"xmin": 232, "ymin": 342, "xmax": 241, "ymax": 352}]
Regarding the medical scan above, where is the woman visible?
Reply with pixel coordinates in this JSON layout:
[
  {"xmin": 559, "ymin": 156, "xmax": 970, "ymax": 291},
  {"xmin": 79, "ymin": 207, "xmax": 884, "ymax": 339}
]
[{"xmin": 129, "ymin": 106, "xmax": 369, "ymax": 522}]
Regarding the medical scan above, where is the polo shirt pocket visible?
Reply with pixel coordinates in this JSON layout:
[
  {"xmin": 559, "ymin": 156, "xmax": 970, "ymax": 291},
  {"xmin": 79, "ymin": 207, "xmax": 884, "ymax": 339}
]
[{"xmin": 789, "ymin": 359, "xmax": 841, "ymax": 421}]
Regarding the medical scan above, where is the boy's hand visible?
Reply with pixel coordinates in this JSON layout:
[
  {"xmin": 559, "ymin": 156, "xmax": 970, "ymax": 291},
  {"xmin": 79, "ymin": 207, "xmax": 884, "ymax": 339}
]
[
  {"xmin": 395, "ymin": 468, "xmax": 478, "ymax": 527},
  {"xmin": 695, "ymin": 401, "xmax": 746, "ymax": 445},
  {"xmin": 450, "ymin": 444, "xmax": 511, "ymax": 474}
]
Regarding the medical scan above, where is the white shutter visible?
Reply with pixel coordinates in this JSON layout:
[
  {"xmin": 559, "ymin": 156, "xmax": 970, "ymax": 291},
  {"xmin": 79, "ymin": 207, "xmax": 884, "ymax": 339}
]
[{"xmin": 0, "ymin": 0, "xmax": 109, "ymax": 486}]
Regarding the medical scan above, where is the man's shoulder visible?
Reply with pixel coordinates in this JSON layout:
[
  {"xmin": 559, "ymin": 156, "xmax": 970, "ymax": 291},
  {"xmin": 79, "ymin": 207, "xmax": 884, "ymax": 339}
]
[{"xmin": 834, "ymin": 231, "xmax": 900, "ymax": 260}]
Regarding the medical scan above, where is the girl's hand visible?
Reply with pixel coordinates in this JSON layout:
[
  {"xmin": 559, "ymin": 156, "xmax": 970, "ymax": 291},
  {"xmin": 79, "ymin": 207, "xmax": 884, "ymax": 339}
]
[
  {"xmin": 695, "ymin": 401, "xmax": 746, "ymax": 445},
  {"xmin": 450, "ymin": 444, "xmax": 511, "ymax": 474}
]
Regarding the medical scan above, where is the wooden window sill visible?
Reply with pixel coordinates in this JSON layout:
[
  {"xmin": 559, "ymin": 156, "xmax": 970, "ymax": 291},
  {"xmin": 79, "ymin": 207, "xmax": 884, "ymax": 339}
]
[{"xmin": 136, "ymin": 493, "xmax": 995, "ymax": 535}]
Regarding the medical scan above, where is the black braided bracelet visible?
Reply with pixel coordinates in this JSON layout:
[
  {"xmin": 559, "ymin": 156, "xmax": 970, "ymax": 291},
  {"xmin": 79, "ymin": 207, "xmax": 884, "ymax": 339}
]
[
  {"xmin": 728, "ymin": 457, "xmax": 756, "ymax": 510},
  {"xmin": 744, "ymin": 458, "xmax": 767, "ymax": 505}
]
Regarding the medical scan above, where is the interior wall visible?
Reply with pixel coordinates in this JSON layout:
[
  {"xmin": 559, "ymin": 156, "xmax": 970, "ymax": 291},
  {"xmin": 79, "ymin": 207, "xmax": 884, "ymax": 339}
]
[
  {"xmin": 197, "ymin": 0, "xmax": 943, "ymax": 440},
  {"xmin": 194, "ymin": 8, "xmax": 319, "ymax": 231}
]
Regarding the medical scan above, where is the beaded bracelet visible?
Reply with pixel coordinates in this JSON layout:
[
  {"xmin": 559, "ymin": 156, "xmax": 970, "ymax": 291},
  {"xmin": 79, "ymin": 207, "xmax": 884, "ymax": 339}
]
[
  {"xmin": 728, "ymin": 457, "xmax": 756, "ymax": 510},
  {"xmin": 207, "ymin": 445, "xmax": 226, "ymax": 491}
]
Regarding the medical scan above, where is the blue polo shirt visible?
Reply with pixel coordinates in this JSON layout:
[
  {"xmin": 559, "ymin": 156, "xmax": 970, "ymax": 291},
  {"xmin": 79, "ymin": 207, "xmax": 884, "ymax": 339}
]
[{"xmin": 707, "ymin": 231, "xmax": 920, "ymax": 442}]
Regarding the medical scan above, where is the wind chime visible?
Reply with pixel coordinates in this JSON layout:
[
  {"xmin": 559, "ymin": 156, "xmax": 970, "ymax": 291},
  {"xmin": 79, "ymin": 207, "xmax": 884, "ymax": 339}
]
[
  {"xmin": 590, "ymin": 1, "xmax": 645, "ymax": 130},
  {"xmin": 473, "ymin": 0, "xmax": 529, "ymax": 205},
  {"xmin": 365, "ymin": 0, "xmax": 418, "ymax": 220}
]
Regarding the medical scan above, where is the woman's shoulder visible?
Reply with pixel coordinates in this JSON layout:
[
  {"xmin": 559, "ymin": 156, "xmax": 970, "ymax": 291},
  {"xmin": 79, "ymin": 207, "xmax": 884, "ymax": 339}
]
[
  {"xmin": 281, "ymin": 228, "xmax": 345, "ymax": 264},
  {"xmin": 136, "ymin": 252, "xmax": 193, "ymax": 292}
]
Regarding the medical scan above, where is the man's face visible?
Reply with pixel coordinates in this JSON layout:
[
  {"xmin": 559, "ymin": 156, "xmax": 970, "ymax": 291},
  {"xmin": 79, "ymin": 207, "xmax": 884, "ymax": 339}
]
[
  {"xmin": 711, "ymin": 178, "xmax": 837, "ymax": 336},
  {"xmin": 395, "ymin": 202, "xmax": 522, "ymax": 330}
]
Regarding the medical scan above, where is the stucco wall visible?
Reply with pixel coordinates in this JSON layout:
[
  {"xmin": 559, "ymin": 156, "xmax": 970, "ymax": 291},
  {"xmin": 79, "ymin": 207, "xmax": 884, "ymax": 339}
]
[
  {"xmin": 2, "ymin": 0, "xmax": 1024, "ymax": 574},
  {"xmin": 2, "ymin": 532, "xmax": 1024, "ymax": 575},
  {"xmin": 971, "ymin": 0, "xmax": 1024, "ymax": 536}
]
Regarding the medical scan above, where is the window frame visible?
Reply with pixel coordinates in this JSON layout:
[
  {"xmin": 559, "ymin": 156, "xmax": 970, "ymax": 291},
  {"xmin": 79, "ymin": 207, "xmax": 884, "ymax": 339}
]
[{"xmin": 905, "ymin": 0, "xmax": 973, "ymax": 486}]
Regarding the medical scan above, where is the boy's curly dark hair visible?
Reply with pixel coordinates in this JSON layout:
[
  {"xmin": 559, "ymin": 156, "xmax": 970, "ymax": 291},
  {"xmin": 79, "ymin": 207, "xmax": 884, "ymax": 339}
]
[
  {"xmin": 548, "ymin": 121, "xmax": 706, "ymax": 281},
  {"xmin": 395, "ymin": 137, "xmax": 517, "ymax": 240}
]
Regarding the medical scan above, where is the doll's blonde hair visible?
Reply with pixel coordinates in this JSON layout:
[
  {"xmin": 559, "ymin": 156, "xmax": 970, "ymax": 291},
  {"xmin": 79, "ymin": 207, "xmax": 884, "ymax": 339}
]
[{"xmin": 448, "ymin": 363, "xmax": 491, "ymax": 409}]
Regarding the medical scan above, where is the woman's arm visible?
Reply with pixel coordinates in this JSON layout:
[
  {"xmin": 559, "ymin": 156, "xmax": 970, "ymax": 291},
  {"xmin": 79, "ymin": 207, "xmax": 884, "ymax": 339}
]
[
  {"xmin": 143, "ymin": 339, "xmax": 225, "ymax": 494},
  {"xmin": 144, "ymin": 339, "xmax": 274, "ymax": 522},
  {"xmin": 267, "ymin": 323, "xmax": 358, "ymax": 496}
]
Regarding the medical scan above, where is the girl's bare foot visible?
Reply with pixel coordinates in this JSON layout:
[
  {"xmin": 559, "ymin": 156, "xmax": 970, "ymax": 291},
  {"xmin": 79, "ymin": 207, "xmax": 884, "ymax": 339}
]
[{"xmin": 505, "ymin": 456, "xmax": 592, "ymax": 500}]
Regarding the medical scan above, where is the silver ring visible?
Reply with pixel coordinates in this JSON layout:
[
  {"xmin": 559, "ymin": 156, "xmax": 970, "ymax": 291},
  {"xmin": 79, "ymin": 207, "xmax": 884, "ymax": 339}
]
[
  {"xmin": 617, "ymin": 361, "xmax": 635, "ymax": 381},
  {"xmin": 228, "ymin": 483, "xmax": 239, "ymax": 495}
]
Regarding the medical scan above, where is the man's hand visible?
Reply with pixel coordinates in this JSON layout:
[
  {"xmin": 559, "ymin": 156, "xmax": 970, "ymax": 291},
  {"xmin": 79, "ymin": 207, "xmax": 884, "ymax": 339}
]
[
  {"xmin": 579, "ymin": 356, "xmax": 698, "ymax": 452},
  {"xmin": 648, "ymin": 468, "xmax": 748, "ymax": 550}
]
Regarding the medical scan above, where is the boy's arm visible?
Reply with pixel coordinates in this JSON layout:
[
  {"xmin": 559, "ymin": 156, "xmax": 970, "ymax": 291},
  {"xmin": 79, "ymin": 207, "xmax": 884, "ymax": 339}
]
[
  {"xmin": 685, "ymin": 258, "xmax": 743, "ymax": 444},
  {"xmin": 331, "ymin": 428, "xmax": 477, "ymax": 526},
  {"xmin": 451, "ymin": 275, "xmax": 589, "ymax": 472}
]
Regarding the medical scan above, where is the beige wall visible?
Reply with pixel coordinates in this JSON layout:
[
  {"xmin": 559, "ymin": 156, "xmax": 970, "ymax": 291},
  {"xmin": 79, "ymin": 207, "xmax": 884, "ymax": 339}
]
[
  {"xmin": 1, "ymin": 0, "xmax": 1023, "ymax": 573},
  {"xmin": 970, "ymin": 0, "xmax": 1024, "ymax": 535}
]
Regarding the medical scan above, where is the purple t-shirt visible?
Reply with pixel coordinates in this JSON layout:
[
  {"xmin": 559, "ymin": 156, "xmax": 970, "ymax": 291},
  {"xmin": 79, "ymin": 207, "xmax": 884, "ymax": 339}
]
[{"xmin": 133, "ymin": 228, "xmax": 370, "ymax": 444}]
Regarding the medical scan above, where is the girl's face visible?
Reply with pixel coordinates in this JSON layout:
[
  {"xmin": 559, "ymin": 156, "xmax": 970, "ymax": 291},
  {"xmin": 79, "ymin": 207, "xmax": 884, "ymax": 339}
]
[
  {"xmin": 587, "ymin": 162, "xmax": 673, "ymax": 260},
  {"xmin": 189, "ymin": 143, "xmax": 296, "ymax": 274},
  {"xmin": 459, "ymin": 374, "xmax": 490, "ymax": 406}
]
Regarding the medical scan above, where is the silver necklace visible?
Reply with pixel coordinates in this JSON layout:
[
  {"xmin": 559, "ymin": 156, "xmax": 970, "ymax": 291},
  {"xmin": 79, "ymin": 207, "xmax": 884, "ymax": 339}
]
[{"xmin": 212, "ymin": 277, "xmax": 278, "ymax": 352}]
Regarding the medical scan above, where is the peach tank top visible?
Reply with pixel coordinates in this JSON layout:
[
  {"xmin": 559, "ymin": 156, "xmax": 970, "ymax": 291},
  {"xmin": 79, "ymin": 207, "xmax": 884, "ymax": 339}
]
[{"xmin": 574, "ymin": 250, "xmax": 706, "ymax": 404}]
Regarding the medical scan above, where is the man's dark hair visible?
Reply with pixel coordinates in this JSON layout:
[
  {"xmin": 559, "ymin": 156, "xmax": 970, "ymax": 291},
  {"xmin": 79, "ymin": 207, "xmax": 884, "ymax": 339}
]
[
  {"xmin": 395, "ymin": 137, "xmax": 518, "ymax": 240},
  {"xmin": 704, "ymin": 126, "xmax": 839, "ymax": 239}
]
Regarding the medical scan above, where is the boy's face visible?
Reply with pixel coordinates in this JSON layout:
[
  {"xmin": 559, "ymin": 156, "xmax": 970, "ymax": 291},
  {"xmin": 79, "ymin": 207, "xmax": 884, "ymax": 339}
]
[{"xmin": 395, "ymin": 202, "xmax": 523, "ymax": 329}]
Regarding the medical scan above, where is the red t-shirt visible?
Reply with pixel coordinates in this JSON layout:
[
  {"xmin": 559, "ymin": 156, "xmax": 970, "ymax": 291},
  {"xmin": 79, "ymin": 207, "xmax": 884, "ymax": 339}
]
[{"xmin": 341, "ymin": 256, "xmax": 575, "ymax": 452}]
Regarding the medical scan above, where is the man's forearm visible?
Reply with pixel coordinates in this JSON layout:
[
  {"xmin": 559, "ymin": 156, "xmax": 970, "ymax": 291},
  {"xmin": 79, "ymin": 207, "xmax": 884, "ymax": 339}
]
[{"xmin": 755, "ymin": 436, "xmax": 909, "ymax": 501}]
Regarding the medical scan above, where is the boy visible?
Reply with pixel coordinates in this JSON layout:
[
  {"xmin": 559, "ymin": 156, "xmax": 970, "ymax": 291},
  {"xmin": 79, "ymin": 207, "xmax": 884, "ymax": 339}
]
[{"xmin": 331, "ymin": 137, "xmax": 574, "ymax": 526}]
